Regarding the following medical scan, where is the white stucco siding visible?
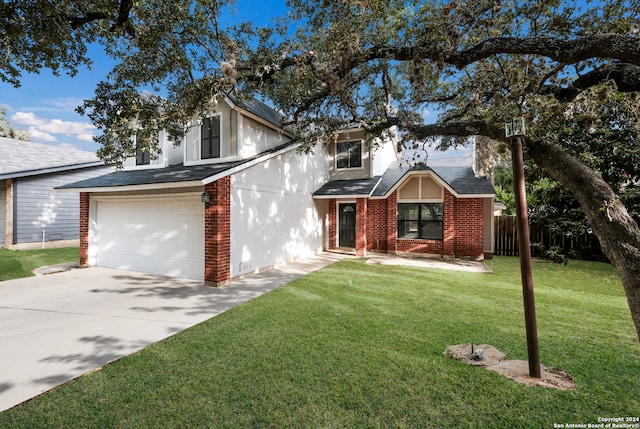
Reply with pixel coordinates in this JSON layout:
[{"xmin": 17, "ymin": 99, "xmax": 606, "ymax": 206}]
[
  {"xmin": 238, "ymin": 115, "xmax": 288, "ymax": 159},
  {"xmin": 230, "ymin": 145, "xmax": 330, "ymax": 277},
  {"xmin": 371, "ymin": 127, "xmax": 400, "ymax": 177}
]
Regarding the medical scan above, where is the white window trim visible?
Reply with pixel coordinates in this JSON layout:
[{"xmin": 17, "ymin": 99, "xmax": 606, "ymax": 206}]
[
  {"xmin": 123, "ymin": 132, "xmax": 164, "ymax": 170},
  {"xmin": 334, "ymin": 140, "xmax": 364, "ymax": 171},
  {"xmin": 184, "ymin": 112, "xmax": 226, "ymax": 166}
]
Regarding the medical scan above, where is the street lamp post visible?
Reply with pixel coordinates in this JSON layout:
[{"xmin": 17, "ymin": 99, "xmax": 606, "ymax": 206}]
[{"xmin": 505, "ymin": 117, "xmax": 541, "ymax": 379}]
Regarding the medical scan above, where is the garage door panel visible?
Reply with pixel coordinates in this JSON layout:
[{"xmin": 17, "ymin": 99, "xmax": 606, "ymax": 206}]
[{"xmin": 95, "ymin": 197, "xmax": 204, "ymax": 279}]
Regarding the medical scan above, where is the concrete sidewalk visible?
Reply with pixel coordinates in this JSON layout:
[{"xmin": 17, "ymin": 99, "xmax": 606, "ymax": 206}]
[{"xmin": 0, "ymin": 252, "xmax": 345, "ymax": 411}]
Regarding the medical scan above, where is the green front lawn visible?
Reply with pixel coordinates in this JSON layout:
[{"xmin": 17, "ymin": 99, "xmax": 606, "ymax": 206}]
[
  {"xmin": 1, "ymin": 257, "xmax": 638, "ymax": 428},
  {"xmin": 0, "ymin": 247, "xmax": 79, "ymax": 281}
]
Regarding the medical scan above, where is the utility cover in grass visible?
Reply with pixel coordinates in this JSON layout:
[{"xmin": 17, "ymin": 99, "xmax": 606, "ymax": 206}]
[{"xmin": 444, "ymin": 343, "xmax": 575, "ymax": 390}]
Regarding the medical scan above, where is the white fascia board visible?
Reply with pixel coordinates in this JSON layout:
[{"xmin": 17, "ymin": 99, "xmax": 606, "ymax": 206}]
[
  {"xmin": 202, "ymin": 142, "xmax": 301, "ymax": 185},
  {"xmin": 57, "ymin": 180, "xmax": 204, "ymax": 193}
]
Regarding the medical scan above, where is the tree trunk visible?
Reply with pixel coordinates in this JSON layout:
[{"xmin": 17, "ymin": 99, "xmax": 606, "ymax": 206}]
[{"xmin": 528, "ymin": 139, "xmax": 640, "ymax": 341}]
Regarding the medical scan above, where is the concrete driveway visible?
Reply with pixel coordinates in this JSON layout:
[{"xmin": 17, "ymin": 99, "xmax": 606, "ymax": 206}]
[{"xmin": 0, "ymin": 253, "xmax": 344, "ymax": 411}]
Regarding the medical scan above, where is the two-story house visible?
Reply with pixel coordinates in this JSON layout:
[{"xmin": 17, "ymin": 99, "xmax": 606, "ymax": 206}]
[{"xmin": 60, "ymin": 96, "xmax": 495, "ymax": 285}]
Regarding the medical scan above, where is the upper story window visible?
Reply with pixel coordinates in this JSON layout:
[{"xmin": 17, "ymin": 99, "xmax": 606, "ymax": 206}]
[
  {"xmin": 336, "ymin": 140, "xmax": 362, "ymax": 169},
  {"xmin": 201, "ymin": 116, "xmax": 221, "ymax": 159},
  {"xmin": 135, "ymin": 145, "xmax": 150, "ymax": 166},
  {"xmin": 135, "ymin": 131, "xmax": 152, "ymax": 166}
]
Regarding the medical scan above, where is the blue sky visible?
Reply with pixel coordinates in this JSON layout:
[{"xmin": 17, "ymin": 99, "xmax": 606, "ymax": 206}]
[{"xmin": 1, "ymin": 50, "xmax": 114, "ymax": 152}]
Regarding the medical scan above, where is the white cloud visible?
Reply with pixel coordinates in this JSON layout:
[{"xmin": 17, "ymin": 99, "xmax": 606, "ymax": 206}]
[
  {"xmin": 10, "ymin": 111, "xmax": 95, "ymax": 143},
  {"xmin": 27, "ymin": 128, "xmax": 57, "ymax": 142}
]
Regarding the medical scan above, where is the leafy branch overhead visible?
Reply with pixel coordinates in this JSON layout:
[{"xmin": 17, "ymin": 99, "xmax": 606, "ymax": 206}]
[{"xmin": 4, "ymin": 0, "xmax": 640, "ymax": 342}]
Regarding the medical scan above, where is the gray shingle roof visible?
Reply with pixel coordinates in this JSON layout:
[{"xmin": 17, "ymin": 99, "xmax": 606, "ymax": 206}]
[
  {"xmin": 58, "ymin": 140, "xmax": 298, "ymax": 190},
  {"xmin": 227, "ymin": 94, "xmax": 285, "ymax": 128},
  {"xmin": 313, "ymin": 176, "xmax": 381, "ymax": 197},
  {"xmin": 315, "ymin": 161, "xmax": 494, "ymax": 198},
  {"xmin": 0, "ymin": 137, "xmax": 102, "ymax": 179},
  {"xmin": 372, "ymin": 162, "xmax": 495, "ymax": 196}
]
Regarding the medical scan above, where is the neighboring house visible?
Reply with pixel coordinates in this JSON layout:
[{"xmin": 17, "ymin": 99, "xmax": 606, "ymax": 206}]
[
  {"xmin": 0, "ymin": 137, "xmax": 112, "ymax": 249},
  {"xmin": 60, "ymin": 96, "xmax": 495, "ymax": 285}
]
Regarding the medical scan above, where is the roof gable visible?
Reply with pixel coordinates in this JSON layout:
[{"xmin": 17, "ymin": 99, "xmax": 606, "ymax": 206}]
[
  {"xmin": 315, "ymin": 161, "xmax": 495, "ymax": 199},
  {"xmin": 225, "ymin": 94, "xmax": 286, "ymax": 130},
  {"xmin": 372, "ymin": 162, "xmax": 494, "ymax": 197}
]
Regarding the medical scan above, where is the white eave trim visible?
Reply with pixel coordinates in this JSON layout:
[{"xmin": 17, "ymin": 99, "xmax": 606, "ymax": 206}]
[{"xmin": 58, "ymin": 180, "xmax": 204, "ymax": 193}]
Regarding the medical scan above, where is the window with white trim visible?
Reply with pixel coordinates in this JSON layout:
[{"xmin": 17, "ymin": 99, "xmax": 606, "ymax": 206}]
[
  {"xmin": 201, "ymin": 116, "xmax": 221, "ymax": 159},
  {"xmin": 336, "ymin": 140, "xmax": 362, "ymax": 169},
  {"xmin": 135, "ymin": 135, "xmax": 151, "ymax": 166}
]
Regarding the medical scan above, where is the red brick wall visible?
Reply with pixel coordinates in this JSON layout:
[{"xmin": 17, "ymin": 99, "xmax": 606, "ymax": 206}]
[
  {"xmin": 328, "ymin": 199, "xmax": 336, "ymax": 249},
  {"xmin": 386, "ymin": 192, "xmax": 397, "ymax": 253},
  {"xmin": 366, "ymin": 199, "xmax": 389, "ymax": 252},
  {"xmin": 355, "ymin": 198, "xmax": 367, "ymax": 256},
  {"xmin": 204, "ymin": 177, "xmax": 231, "ymax": 286},
  {"xmin": 453, "ymin": 197, "xmax": 485, "ymax": 259},
  {"xmin": 327, "ymin": 188, "xmax": 485, "ymax": 260},
  {"xmin": 79, "ymin": 192, "xmax": 89, "ymax": 266},
  {"xmin": 443, "ymin": 190, "xmax": 456, "ymax": 256}
]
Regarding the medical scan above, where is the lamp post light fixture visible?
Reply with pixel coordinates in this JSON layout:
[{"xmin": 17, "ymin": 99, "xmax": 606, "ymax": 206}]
[
  {"xmin": 505, "ymin": 117, "xmax": 541, "ymax": 379},
  {"xmin": 505, "ymin": 117, "xmax": 526, "ymax": 138},
  {"xmin": 201, "ymin": 191, "xmax": 211, "ymax": 209}
]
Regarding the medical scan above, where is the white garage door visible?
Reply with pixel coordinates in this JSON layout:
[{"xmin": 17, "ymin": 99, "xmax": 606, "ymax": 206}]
[{"xmin": 95, "ymin": 195, "xmax": 204, "ymax": 279}]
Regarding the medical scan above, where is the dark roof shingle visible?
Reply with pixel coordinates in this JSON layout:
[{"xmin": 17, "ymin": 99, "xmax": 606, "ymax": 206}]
[
  {"xmin": 316, "ymin": 161, "xmax": 494, "ymax": 198},
  {"xmin": 58, "ymin": 141, "xmax": 298, "ymax": 190},
  {"xmin": 313, "ymin": 177, "xmax": 381, "ymax": 197}
]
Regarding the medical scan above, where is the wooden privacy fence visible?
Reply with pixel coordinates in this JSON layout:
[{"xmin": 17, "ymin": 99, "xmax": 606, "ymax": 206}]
[{"xmin": 493, "ymin": 215, "xmax": 605, "ymax": 259}]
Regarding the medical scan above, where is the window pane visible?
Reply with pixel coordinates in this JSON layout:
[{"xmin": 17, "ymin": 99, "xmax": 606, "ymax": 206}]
[
  {"xmin": 420, "ymin": 203, "xmax": 442, "ymax": 221},
  {"xmin": 398, "ymin": 204, "xmax": 419, "ymax": 220},
  {"xmin": 421, "ymin": 221, "xmax": 443, "ymax": 240},
  {"xmin": 349, "ymin": 142, "xmax": 362, "ymax": 168},
  {"xmin": 135, "ymin": 132, "xmax": 151, "ymax": 165},
  {"xmin": 336, "ymin": 141, "xmax": 362, "ymax": 169},
  {"xmin": 201, "ymin": 117, "xmax": 221, "ymax": 159}
]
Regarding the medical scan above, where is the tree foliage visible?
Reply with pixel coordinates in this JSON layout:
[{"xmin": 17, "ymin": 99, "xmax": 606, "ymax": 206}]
[
  {"xmin": 0, "ymin": 106, "xmax": 29, "ymax": 141},
  {"xmin": 5, "ymin": 0, "xmax": 640, "ymax": 341}
]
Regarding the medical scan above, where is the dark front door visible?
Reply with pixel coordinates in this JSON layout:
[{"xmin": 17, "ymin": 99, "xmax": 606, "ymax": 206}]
[{"xmin": 338, "ymin": 203, "xmax": 356, "ymax": 248}]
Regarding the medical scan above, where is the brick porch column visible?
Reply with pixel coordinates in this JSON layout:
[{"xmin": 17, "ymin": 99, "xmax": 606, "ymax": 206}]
[
  {"xmin": 356, "ymin": 198, "xmax": 367, "ymax": 257},
  {"xmin": 386, "ymin": 191, "xmax": 397, "ymax": 254},
  {"xmin": 79, "ymin": 192, "xmax": 89, "ymax": 266},
  {"xmin": 204, "ymin": 177, "xmax": 231, "ymax": 286},
  {"xmin": 328, "ymin": 199, "xmax": 336, "ymax": 249},
  {"xmin": 443, "ymin": 190, "xmax": 456, "ymax": 257}
]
